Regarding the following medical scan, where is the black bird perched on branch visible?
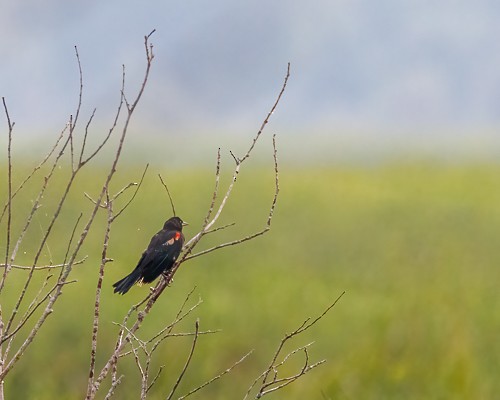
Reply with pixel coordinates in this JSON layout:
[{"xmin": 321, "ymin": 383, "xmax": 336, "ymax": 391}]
[{"xmin": 113, "ymin": 216, "xmax": 187, "ymax": 294}]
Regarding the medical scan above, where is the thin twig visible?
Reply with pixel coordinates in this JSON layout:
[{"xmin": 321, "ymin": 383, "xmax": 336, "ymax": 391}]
[
  {"xmin": 0, "ymin": 123, "xmax": 68, "ymax": 225},
  {"xmin": 185, "ymin": 134, "xmax": 280, "ymax": 261},
  {"xmin": 147, "ymin": 294, "xmax": 202, "ymax": 345},
  {"xmin": 103, "ymin": 374, "xmax": 124, "ymax": 400},
  {"xmin": 240, "ymin": 63, "xmax": 289, "ymax": 165},
  {"xmin": 146, "ymin": 365, "xmax": 165, "ymax": 393},
  {"xmin": 158, "ymin": 174, "xmax": 176, "ymax": 216},
  {"xmin": 203, "ymin": 222, "xmax": 236, "ymax": 235},
  {"xmin": 184, "ymin": 228, "xmax": 270, "ymax": 261},
  {"xmin": 244, "ymin": 292, "xmax": 345, "ymax": 400},
  {"xmin": 3, "ymin": 257, "xmax": 88, "ymax": 270},
  {"xmin": 1, "ymin": 127, "xmax": 73, "ymax": 297},
  {"xmin": 1, "ymin": 214, "xmax": 82, "ymax": 348},
  {"xmin": 4, "ymin": 127, "xmax": 75, "ymax": 336},
  {"xmin": 112, "ymin": 164, "xmax": 149, "ymax": 221},
  {"xmin": 261, "ymin": 292, "xmax": 345, "ymax": 388},
  {"xmin": 179, "ymin": 350, "xmax": 253, "ymax": 399},
  {"xmin": 257, "ymin": 360, "xmax": 326, "ymax": 398},
  {"xmin": 80, "ymin": 66, "xmax": 126, "ymax": 167},
  {"xmin": 166, "ymin": 319, "xmax": 199, "ymax": 400},
  {"xmin": 1, "ymin": 97, "xmax": 14, "ymax": 301},
  {"xmin": 72, "ymin": 46, "xmax": 84, "ymax": 133},
  {"xmin": 85, "ymin": 190, "xmax": 113, "ymax": 399},
  {"xmin": 79, "ymin": 108, "xmax": 97, "ymax": 165}
]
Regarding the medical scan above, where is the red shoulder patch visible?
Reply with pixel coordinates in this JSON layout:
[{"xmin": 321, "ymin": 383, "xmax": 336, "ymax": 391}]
[{"xmin": 174, "ymin": 232, "xmax": 181, "ymax": 240}]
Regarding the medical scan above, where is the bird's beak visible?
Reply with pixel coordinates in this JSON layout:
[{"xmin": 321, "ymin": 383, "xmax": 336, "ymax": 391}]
[{"xmin": 182, "ymin": 221, "xmax": 189, "ymax": 226}]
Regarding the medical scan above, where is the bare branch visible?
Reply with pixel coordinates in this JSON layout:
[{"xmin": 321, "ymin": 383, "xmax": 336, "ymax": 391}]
[
  {"xmin": 153, "ymin": 329, "xmax": 219, "ymax": 338},
  {"xmin": 1, "ymin": 274, "xmax": 54, "ymax": 345},
  {"xmin": 4, "ymin": 257, "xmax": 88, "ymax": 270},
  {"xmin": 261, "ymin": 292, "xmax": 344, "ymax": 387},
  {"xmin": 204, "ymin": 222, "xmax": 236, "ymax": 235},
  {"xmin": 79, "ymin": 107, "xmax": 97, "ymax": 165},
  {"xmin": 0, "ymin": 123, "xmax": 68, "ymax": 225},
  {"xmin": 87, "ymin": 165, "xmax": 149, "ymax": 398},
  {"xmin": 0, "ymin": 97, "xmax": 14, "ymax": 310},
  {"xmin": 185, "ymin": 134, "xmax": 279, "ymax": 262},
  {"xmin": 146, "ymin": 365, "xmax": 165, "ymax": 393},
  {"xmin": 86, "ymin": 190, "xmax": 113, "ymax": 399},
  {"xmin": 179, "ymin": 350, "xmax": 253, "ymax": 400},
  {"xmin": 72, "ymin": 46, "xmax": 84, "ymax": 131},
  {"xmin": 130, "ymin": 342, "xmax": 147, "ymax": 399},
  {"xmin": 229, "ymin": 150, "xmax": 240, "ymax": 165},
  {"xmin": 68, "ymin": 46, "xmax": 83, "ymax": 172},
  {"xmin": 184, "ymin": 228, "xmax": 269, "ymax": 261},
  {"xmin": 257, "ymin": 359, "xmax": 326, "ymax": 398},
  {"xmin": 112, "ymin": 164, "xmax": 149, "ymax": 221},
  {"xmin": 158, "ymin": 174, "xmax": 176, "ymax": 216},
  {"xmin": 0, "ymin": 128, "xmax": 73, "ymax": 296},
  {"xmin": 1, "ymin": 97, "xmax": 14, "ymax": 299},
  {"xmin": 1, "ymin": 214, "xmax": 82, "ymax": 348},
  {"xmin": 202, "ymin": 147, "xmax": 222, "ymax": 227},
  {"xmin": 3, "ymin": 123, "xmax": 76, "ymax": 334},
  {"xmin": 80, "ymin": 66, "xmax": 126, "ymax": 167},
  {"xmin": 147, "ymin": 292, "xmax": 202, "ymax": 345},
  {"xmin": 240, "ymin": 62, "xmax": 289, "ymax": 164},
  {"xmin": 103, "ymin": 374, "xmax": 124, "ymax": 400},
  {"xmin": 293, "ymin": 291, "xmax": 346, "ymax": 336},
  {"xmin": 244, "ymin": 292, "xmax": 345, "ymax": 399},
  {"xmin": 166, "ymin": 319, "xmax": 199, "ymax": 400}
]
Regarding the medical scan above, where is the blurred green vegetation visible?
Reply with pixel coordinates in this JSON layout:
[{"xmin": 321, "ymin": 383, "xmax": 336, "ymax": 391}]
[{"xmin": 1, "ymin": 161, "xmax": 500, "ymax": 399}]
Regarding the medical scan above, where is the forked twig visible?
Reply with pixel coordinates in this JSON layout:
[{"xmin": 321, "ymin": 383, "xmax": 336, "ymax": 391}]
[
  {"xmin": 184, "ymin": 133, "xmax": 279, "ymax": 261},
  {"xmin": 0, "ymin": 124, "xmax": 68, "ymax": 225},
  {"xmin": 112, "ymin": 164, "xmax": 149, "ymax": 221},
  {"xmin": 244, "ymin": 292, "xmax": 345, "ymax": 399},
  {"xmin": 178, "ymin": 350, "xmax": 253, "ymax": 399}
]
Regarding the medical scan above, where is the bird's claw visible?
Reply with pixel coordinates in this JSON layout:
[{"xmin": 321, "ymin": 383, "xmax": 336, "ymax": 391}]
[{"xmin": 161, "ymin": 272, "xmax": 173, "ymax": 286}]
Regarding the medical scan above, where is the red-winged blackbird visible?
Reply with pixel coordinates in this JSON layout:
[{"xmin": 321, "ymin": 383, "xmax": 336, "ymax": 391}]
[{"xmin": 113, "ymin": 216, "xmax": 187, "ymax": 294}]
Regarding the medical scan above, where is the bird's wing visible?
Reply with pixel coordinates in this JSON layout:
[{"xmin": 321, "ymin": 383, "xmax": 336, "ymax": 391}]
[
  {"xmin": 141, "ymin": 230, "xmax": 183, "ymax": 282},
  {"xmin": 137, "ymin": 230, "xmax": 178, "ymax": 269}
]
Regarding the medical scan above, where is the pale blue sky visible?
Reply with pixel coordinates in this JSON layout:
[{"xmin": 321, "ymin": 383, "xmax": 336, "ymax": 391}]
[{"xmin": 1, "ymin": 1, "xmax": 500, "ymax": 158}]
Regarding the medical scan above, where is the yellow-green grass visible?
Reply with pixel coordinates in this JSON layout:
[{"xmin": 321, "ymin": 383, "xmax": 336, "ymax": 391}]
[{"xmin": 1, "ymin": 162, "xmax": 500, "ymax": 399}]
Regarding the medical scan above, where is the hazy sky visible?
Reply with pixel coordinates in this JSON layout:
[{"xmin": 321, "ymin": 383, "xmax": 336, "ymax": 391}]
[{"xmin": 1, "ymin": 1, "xmax": 500, "ymax": 156}]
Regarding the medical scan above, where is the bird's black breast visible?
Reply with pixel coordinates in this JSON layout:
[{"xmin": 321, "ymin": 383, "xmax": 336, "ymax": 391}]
[{"xmin": 138, "ymin": 229, "xmax": 184, "ymax": 283}]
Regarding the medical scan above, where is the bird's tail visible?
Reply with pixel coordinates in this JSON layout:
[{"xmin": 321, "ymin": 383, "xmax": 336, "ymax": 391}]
[{"xmin": 113, "ymin": 268, "xmax": 142, "ymax": 294}]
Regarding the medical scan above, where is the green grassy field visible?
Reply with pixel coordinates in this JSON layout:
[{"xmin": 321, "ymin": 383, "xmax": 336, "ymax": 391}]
[{"xmin": 1, "ymin": 162, "xmax": 500, "ymax": 399}]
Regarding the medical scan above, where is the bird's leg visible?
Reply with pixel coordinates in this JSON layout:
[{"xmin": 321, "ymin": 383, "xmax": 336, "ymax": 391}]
[{"xmin": 161, "ymin": 271, "xmax": 173, "ymax": 285}]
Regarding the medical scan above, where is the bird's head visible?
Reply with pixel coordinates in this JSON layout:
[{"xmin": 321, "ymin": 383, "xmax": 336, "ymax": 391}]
[{"xmin": 163, "ymin": 216, "xmax": 188, "ymax": 231}]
